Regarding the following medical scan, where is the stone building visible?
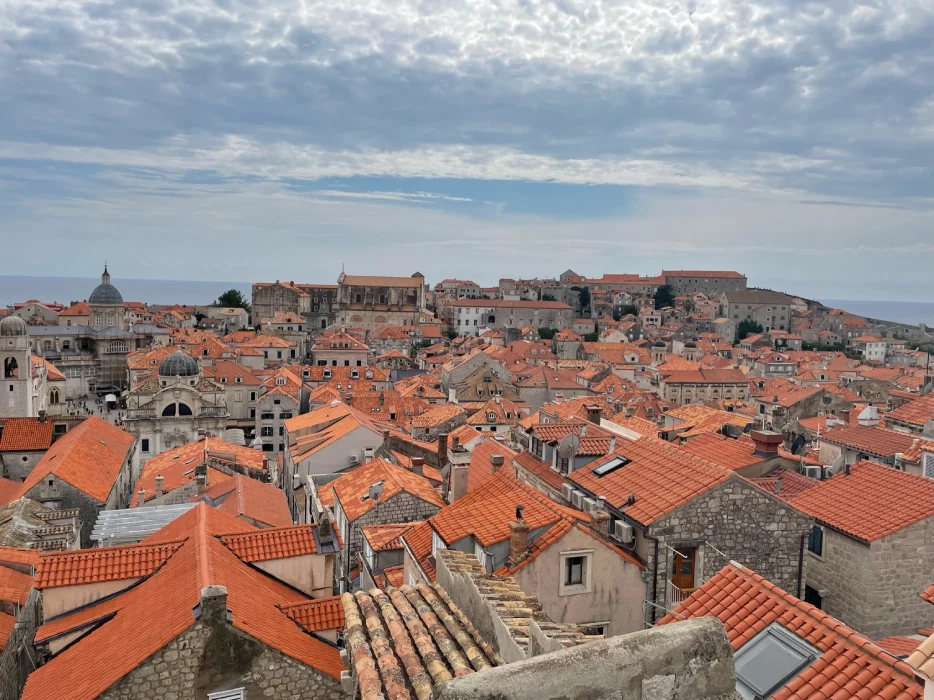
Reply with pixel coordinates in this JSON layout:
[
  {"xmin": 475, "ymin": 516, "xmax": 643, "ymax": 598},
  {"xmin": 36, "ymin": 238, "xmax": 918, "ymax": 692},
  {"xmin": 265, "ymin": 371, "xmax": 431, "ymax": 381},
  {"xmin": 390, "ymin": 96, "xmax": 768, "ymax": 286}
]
[
  {"xmin": 662, "ymin": 270, "xmax": 747, "ymax": 296},
  {"xmin": 0, "ymin": 550, "xmax": 41, "ymax": 700},
  {"xmin": 0, "ymin": 416, "xmax": 54, "ymax": 481},
  {"xmin": 1, "ymin": 317, "xmax": 43, "ymax": 418},
  {"xmin": 312, "ymin": 331, "xmax": 369, "ymax": 367},
  {"xmin": 311, "ymin": 457, "xmax": 444, "ymax": 592},
  {"xmin": 790, "ymin": 461, "xmax": 934, "ymax": 639},
  {"xmin": 88, "ymin": 265, "xmax": 125, "ymax": 330},
  {"xmin": 445, "ymin": 299, "xmax": 574, "ymax": 336},
  {"xmin": 19, "ymin": 416, "xmax": 137, "ymax": 546},
  {"xmin": 252, "ymin": 281, "xmax": 338, "ymax": 333},
  {"xmin": 24, "ymin": 504, "xmax": 346, "ymax": 700},
  {"xmin": 335, "ymin": 272, "xmax": 427, "ymax": 332},
  {"xmin": 201, "ymin": 360, "xmax": 263, "ymax": 427},
  {"xmin": 566, "ymin": 436, "xmax": 812, "ymax": 626},
  {"xmin": 719, "ymin": 289, "xmax": 794, "ymax": 332},
  {"xmin": 658, "ymin": 368, "xmax": 749, "ymax": 406},
  {"xmin": 254, "ymin": 367, "xmax": 302, "ymax": 454},
  {"xmin": 125, "ymin": 351, "xmax": 229, "ymax": 461}
]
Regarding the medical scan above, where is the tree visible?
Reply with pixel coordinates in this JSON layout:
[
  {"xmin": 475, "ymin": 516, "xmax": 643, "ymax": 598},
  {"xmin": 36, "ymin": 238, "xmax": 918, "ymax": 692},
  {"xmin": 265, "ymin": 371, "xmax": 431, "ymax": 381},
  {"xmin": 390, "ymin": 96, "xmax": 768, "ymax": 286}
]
[
  {"xmin": 583, "ymin": 332, "xmax": 599, "ymax": 342},
  {"xmin": 446, "ymin": 330, "xmax": 459, "ymax": 340},
  {"xmin": 538, "ymin": 327, "xmax": 556, "ymax": 340},
  {"xmin": 542, "ymin": 293, "xmax": 556, "ymax": 302},
  {"xmin": 683, "ymin": 298, "xmax": 696, "ymax": 315},
  {"xmin": 736, "ymin": 320, "xmax": 764, "ymax": 341},
  {"xmin": 613, "ymin": 304, "xmax": 637, "ymax": 321},
  {"xmin": 194, "ymin": 311, "xmax": 207, "ymax": 325},
  {"xmin": 215, "ymin": 289, "xmax": 250, "ymax": 312},
  {"xmin": 653, "ymin": 285, "xmax": 675, "ymax": 309}
]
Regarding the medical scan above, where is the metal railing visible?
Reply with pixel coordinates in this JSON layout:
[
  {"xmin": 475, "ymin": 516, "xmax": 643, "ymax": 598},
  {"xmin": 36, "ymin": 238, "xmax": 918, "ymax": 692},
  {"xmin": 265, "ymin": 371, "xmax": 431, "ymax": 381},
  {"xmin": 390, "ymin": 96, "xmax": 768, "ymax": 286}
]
[{"xmin": 666, "ymin": 580, "xmax": 697, "ymax": 611}]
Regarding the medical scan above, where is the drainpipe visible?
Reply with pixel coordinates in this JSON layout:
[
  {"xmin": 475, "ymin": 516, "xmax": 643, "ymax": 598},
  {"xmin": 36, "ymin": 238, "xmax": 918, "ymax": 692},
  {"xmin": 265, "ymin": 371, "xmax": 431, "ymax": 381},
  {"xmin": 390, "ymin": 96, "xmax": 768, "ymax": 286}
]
[
  {"xmin": 645, "ymin": 531, "xmax": 661, "ymax": 625},
  {"xmin": 797, "ymin": 533, "xmax": 806, "ymax": 599}
]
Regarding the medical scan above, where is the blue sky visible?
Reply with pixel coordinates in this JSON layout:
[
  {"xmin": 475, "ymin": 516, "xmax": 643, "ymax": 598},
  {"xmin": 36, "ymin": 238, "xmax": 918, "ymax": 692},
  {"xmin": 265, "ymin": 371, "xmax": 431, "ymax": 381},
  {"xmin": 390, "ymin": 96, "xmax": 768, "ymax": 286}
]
[{"xmin": 1, "ymin": 0, "xmax": 933, "ymax": 300}]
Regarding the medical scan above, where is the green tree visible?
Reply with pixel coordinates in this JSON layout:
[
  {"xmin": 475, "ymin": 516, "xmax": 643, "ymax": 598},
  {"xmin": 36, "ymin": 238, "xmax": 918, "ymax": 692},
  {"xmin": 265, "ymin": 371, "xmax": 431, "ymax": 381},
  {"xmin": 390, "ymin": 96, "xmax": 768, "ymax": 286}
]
[
  {"xmin": 613, "ymin": 304, "xmax": 637, "ymax": 321},
  {"xmin": 583, "ymin": 332, "xmax": 599, "ymax": 342},
  {"xmin": 541, "ymin": 293, "xmax": 556, "ymax": 302},
  {"xmin": 683, "ymin": 298, "xmax": 696, "ymax": 315},
  {"xmin": 736, "ymin": 320, "xmax": 764, "ymax": 341},
  {"xmin": 214, "ymin": 289, "xmax": 251, "ymax": 312},
  {"xmin": 194, "ymin": 311, "xmax": 207, "ymax": 325},
  {"xmin": 653, "ymin": 285, "xmax": 675, "ymax": 309},
  {"xmin": 538, "ymin": 327, "xmax": 556, "ymax": 340}
]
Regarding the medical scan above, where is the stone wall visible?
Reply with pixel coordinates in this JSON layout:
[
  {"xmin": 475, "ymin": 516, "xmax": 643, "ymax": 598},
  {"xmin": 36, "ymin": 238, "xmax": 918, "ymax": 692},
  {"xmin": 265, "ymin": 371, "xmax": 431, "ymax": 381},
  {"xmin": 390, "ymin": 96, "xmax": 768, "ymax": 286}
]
[
  {"xmin": 645, "ymin": 477, "xmax": 811, "ymax": 624},
  {"xmin": 0, "ymin": 588, "xmax": 40, "ymax": 700},
  {"xmin": 24, "ymin": 476, "xmax": 106, "ymax": 547},
  {"xmin": 99, "ymin": 587, "xmax": 344, "ymax": 700},
  {"xmin": 806, "ymin": 518, "xmax": 934, "ymax": 639},
  {"xmin": 0, "ymin": 450, "xmax": 44, "ymax": 481},
  {"xmin": 433, "ymin": 617, "xmax": 740, "ymax": 700}
]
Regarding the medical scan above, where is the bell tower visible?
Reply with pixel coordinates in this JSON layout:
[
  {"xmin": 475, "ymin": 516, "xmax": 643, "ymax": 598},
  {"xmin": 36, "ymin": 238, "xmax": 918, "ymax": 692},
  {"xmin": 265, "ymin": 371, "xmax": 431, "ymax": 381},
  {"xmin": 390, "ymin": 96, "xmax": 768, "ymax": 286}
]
[{"xmin": 1, "ymin": 316, "xmax": 34, "ymax": 417}]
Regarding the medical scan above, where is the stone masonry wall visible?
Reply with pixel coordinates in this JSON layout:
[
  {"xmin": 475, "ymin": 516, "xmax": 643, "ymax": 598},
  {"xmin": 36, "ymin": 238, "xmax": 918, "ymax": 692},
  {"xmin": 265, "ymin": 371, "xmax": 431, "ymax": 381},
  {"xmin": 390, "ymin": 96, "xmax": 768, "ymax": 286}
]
[
  {"xmin": 24, "ymin": 476, "xmax": 104, "ymax": 547},
  {"xmin": 806, "ymin": 518, "xmax": 934, "ymax": 639},
  {"xmin": 646, "ymin": 477, "xmax": 811, "ymax": 624},
  {"xmin": 99, "ymin": 590, "xmax": 345, "ymax": 700}
]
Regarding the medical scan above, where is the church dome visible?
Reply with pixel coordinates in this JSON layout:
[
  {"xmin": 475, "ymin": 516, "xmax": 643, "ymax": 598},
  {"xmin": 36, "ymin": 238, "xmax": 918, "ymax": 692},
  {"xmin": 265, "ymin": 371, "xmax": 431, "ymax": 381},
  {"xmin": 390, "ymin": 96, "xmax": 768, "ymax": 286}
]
[
  {"xmin": 0, "ymin": 315, "xmax": 27, "ymax": 337},
  {"xmin": 89, "ymin": 265, "xmax": 124, "ymax": 305},
  {"xmin": 684, "ymin": 340, "xmax": 697, "ymax": 348},
  {"xmin": 652, "ymin": 340, "xmax": 666, "ymax": 348},
  {"xmin": 159, "ymin": 351, "xmax": 199, "ymax": 377}
]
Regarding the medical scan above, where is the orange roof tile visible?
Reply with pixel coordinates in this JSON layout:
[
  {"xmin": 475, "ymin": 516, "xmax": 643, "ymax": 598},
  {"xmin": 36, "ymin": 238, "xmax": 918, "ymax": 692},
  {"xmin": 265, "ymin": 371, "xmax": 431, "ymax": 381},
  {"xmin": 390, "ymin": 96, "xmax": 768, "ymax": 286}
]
[
  {"xmin": 569, "ymin": 439, "xmax": 731, "ymax": 525},
  {"xmin": 605, "ymin": 414, "xmax": 659, "ymax": 439},
  {"xmin": 20, "ymin": 417, "xmax": 135, "ymax": 503},
  {"xmin": 0, "ymin": 610, "xmax": 14, "ymax": 652},
  {"xmin": 197, "ymin": 475, "xmax": 292, "ymax": 528},
  {"xmin": 886, "ymin": 393, "xmax": 934, "ymax": 428},
  {"xmin": 0, "ymin": 546, "xmax": 41, "ymax": 569},
  {"xmin": 361, "ymin": 523, "xmax": 420, "ymax": 552},
  {"xmin": 819, "ymin": 424, "xmax": 916, "ymax": 458},
  {"xmin": 659, "ymin": 562, "xmax": 921, "ymax": 700},
  {"xmin": 401, "ymin": 520, "xmax": 437, "ymax": 581},
  {"xmin": 409, "ymin": 402, "xmax": 466, "ymax": 428},
  {"xmin": 746, "ymin": 469, "xmax": 821, "ymax": 499},
  {"xmin": 467, "ymin": 438, "xmax": 519, "ymax": 492},
  {"xmin": 0, "ymin": 565, "xmax": 33, "ymax": 605},
  {"xmin": 876, "ymin": 636, "xmax": 924, "ymax": 657},
  {"xmin": 219, "ymin": 525, "xmax": 324, "ymax": 562},
  {"xmin": 280, "ymin": 596, "xmax": 345, "ymax": 633},
  {"xmin": 676, "ymin": 433, "xmax": 763, "ymax": 471},
  {"xmin": 791, "ymin": 461, "xmax": 934, "ymax": 542},
  {"xmin": 0, "ymin": 417, "xmax": 54, "ymax": 452},
  {"xmin": 35, "ymin": 540, "xmax": 185, "ymax": 589},
  {"xmin": 513, "ymin": 449, "xmax": 565, "ymax": 491},
  {"xmin": 328, "ymin": 458, "xmax": 444, "ymax": 523}
]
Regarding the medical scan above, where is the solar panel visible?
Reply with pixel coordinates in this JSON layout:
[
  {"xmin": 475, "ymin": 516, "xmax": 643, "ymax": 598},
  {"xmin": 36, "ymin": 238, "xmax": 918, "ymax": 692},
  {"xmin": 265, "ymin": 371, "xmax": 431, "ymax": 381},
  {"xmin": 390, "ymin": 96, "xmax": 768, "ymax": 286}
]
[{"xmin": 592, "ymin": 455, "xmax": 631, "ymax": 477}]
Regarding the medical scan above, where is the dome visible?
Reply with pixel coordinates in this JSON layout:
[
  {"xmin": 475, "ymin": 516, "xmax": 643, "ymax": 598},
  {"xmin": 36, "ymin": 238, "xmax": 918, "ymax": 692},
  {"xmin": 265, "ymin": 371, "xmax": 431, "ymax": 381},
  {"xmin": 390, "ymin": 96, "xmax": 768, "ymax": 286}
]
[
  {"xmin": 0, "ymin": 316, "xmax": 27, "ymax": 337},
  {"xmin": 652, "ymin": 340, "xmax": 666, "ymax": 348},
  {"xmin": 684, "ymin": 340, "xmax": 697, "ymax": 348},
  {"xmin": 159, "ymin": 351, "xmax": 199, "ymax": 377},
  {"xmin": 88, "ymin": 265, "xmax": 124, "ymax": 305}
]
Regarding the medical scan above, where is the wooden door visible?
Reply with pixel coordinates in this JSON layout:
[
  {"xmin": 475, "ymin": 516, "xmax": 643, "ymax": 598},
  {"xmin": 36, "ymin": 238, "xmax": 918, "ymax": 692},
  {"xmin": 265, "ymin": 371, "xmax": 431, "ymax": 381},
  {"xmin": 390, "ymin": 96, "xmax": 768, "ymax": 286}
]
[{"xmin": 671, "ymin": 547, "xmax": 697, "ymax": 591}]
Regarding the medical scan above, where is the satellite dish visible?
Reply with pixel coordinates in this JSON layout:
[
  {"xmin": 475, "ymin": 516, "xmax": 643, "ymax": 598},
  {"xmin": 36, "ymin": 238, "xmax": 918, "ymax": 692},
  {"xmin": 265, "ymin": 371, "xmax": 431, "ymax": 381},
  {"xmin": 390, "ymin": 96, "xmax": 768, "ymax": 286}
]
[
  {"xmin": 790, "ymin": 435, "xmax": 806, "ymax": 455},
  {"xmin": 558, "ymin": 433, "xmax": 581, "ymax": 461},
  {"xmin": 368, "ymin": 481, "xmax": 385, "ymax": 502}
]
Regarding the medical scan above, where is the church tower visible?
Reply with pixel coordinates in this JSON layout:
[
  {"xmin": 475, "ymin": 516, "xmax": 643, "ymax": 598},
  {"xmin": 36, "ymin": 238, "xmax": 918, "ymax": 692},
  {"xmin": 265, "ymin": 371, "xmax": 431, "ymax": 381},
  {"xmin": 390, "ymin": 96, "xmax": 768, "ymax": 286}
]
[
  {"xmin": 1, "ymin": 315, "xmax": 34, "ymax": 417},
  {"xmin": 88, "ymin": 264, "xmax": 125, "ymax": 329}
]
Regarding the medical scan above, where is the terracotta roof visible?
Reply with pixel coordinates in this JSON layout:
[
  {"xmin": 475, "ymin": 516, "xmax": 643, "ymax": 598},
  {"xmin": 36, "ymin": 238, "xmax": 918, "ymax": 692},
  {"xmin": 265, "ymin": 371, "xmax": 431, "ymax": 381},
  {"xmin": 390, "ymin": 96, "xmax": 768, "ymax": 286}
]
[
  {"xmin": 747, "ymin": 469, "xmax": 821, "ymax": 499},
  {"xmin": 664, "ymin": 405, "xmax": 754, "ymax": 436},
  {"xmin": 312, "ymin": 332, "xmax": 368, "ymax": 351},
  {"xmin": 0, "ymin": 565, "xmax": 33, "ymax": 606},
  {"xmin": 219, "ymin": 525, "xmax": 326, "ymax": 562},
  {"xmin": 663, "ymin": 270, "xmax": 745, "ymax": 278},
  {"xmin": 0, "ymin": 611, "xmax": 14, "ymax": 652},
  {"xmin": 512, "ymin": 449, "xmax": 566, "ymax": 491},
  {"xmin": 20, "ymin": 417, "xmax": 135, "ymax": 504},
  {"xmin": 908, "ymin": 633, "xmax": 934, "ymax": 681},
  {"xmin": 791, "ymin": 461, "xmax": 934, "ymax": 542},
  {"xmin": 447, "ymin": 298, "xmax": 572, "ymax": 310},
  {"xmin": 676, "ymin": 433, "xmax": 763, "ymax": 471},
  {"xmin": 819, "ymin": 424, "xmax": 916, "ymax": 458},
  {"xmin": 529, "ymin": 420, "xmax": 614, "ymax": 455},
  {"xmin": 0, "ymin": 417, "xmax": 54, "ymax": 452},
  {"xmin": 33, "ymin": 356, "xmax": 65, "ymax": 381},
  {"xmin": 409, "ymin": 403, "xmax": 466, "ymax": 428},
  {"xmin": 340, "ymin": 274, "xmax": 424, "ymax": 288},
  {"xmin": 402, "ymin": 521, "xmax": 437, "ymax": 581},
  {"xmin": 886, "ymin": 393, "xmax": 934, "ymax": 428},
  {"xmin": 361, "ymin": 523, "xmax": 420, "ymax": 552},
  {"xmin": 467, "ymin": 438, "xmax": 519, "ymax": 492},
  {"xmin": 197, "ymin": 475, "xmax": 292, "ymax": 528},
  {"xmin": 660, "ymin": 562, "xmax": 921, "ymax": 700},
  {"xmin": 23, "ymin": 504, "xmax": 347, "ymax": 700},
  {"xmin": 901, "ymin": 439, "xmax": 934, "ymax": 463},
  {"xmin": 60, "ymin": 301, "xmax": 89, "ymax": 316},
  {"xmin": 660, "ymin": 368, "xmax": 748, "ymax": 384},
  {"xmin": 327, "ymin": 458, "xmax": 444, "ymax": 523},
  {"xmin": 0, "ymin": 546, "xmax": 41, "ymax": 569},
  {"xmin": 377, "ymin": 564, "xmax": 404, "ymax": 589},
  {"xmin": 35, "ymin": 540, "xmax": 185, "ymax": 589},
  {"xmin": 569, "ymin": 439, "xmax": 731, "ymax": 525},
  {"xmin": 280, "ymin": 596, "xmax": 345, "ymax": 633},
  {"xmin": 430, "ymin": 469, "xmax": 583, "ymax": 548},
  {"xmin": 877, "ymin": 636, "xmax": 924, "ymax": 657}
]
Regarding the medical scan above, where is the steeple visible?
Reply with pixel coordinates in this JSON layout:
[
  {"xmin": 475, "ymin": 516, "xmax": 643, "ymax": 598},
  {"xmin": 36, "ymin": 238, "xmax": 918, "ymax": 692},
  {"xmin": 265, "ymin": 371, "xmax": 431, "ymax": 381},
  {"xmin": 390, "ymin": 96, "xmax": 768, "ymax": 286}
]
[{"xmin": 102, "ymin": 263, "xmax": 111, "ymax": 285}]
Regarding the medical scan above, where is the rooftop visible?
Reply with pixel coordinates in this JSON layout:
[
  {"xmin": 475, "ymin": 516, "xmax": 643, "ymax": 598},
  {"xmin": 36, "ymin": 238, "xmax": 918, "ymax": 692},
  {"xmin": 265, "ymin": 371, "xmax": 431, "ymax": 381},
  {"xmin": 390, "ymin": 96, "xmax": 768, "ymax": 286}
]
[
  {"xmin": 818, "ymin": 424, "xmax": 916, "ymax": 458},
  {"xmin": 886, "ymin": 393, "xmax": 934, "ymax": 428},
  {"xmin": 0, "ymin": 417, "xmax": 54, "ymax": 452}
]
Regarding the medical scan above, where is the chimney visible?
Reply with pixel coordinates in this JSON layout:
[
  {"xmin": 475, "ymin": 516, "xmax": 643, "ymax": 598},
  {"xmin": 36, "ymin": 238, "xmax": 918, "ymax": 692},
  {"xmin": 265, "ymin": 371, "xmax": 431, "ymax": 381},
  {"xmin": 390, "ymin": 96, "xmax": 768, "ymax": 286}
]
[
  {"xmin": 449, "ymin": 463, "xmax": 469, "ymax": 502},
  {"xmin": 155, "ymin": 475, "xmax": 164, "ymax": 498},
  {"xmin": 491, "ymin": 454, "xmax": 504, "ymax": 473},
  {"xmin": 609, "ymin": 436, "xmax": 616, "ymax": 452},
  {"xmin": 591, "ymin": 509, "xmax": 610, "ymax": 537},
  {"xmin": 586, "ymin": 405, "xmax": 602, "ymax": 425},
  {"xmin": 451, "ymin": 435, "xmax": 460, "ymax": 452},
  {"xmin": 196, "ymin": 474, "xmax": 206, "ymax": 495},
  {"xmin": 840, "ymin": 409, "xmax": 852, "ymax": 425},
  {"xmin": 411, "ymin": 457, "xmax": 425, "ymax": 477},
  {"xmin": 318, "ymin": 510, "xmax": 334, "ymax": 544},
  {"xmin": 750, "ymin": 430, "xmax": 783, "ymax": 458},
  {"xmin": 38, "ymin": 409, "xmax": 47, "ymax": 423},
  {"xmin": 437, "ymin": 433, "xmax": 448, "ymax": 465},
  {"xmin": 136, "ymin": 489, "xmax": 145, "ymax": 507},
  {"xmin": 197, "ymin": 585, "xmax": 229, "ymax": 626},
  {"xmin": 508, "ymin": 506, "xmax": 530, "ymax": 564}
]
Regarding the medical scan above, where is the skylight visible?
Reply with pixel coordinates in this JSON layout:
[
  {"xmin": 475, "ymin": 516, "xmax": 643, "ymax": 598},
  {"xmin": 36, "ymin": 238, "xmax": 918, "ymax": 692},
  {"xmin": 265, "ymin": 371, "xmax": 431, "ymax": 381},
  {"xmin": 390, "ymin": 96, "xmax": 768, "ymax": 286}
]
[
  {"xmin": 593, "ymin": 455, "xmax": 631, "ymax": 477},
  {"xmin": 734, "ymin": 622, "xmax": 820, "ymax": 699}
]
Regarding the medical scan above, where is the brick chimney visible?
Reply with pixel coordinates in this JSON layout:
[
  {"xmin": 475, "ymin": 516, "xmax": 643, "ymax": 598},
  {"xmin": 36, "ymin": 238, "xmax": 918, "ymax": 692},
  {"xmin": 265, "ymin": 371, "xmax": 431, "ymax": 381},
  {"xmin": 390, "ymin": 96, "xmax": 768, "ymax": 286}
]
[
  {"xmin": 490, "ymin": 454, "xmax": 504, "ymax": 473},
  {"xmin": 750, "ymin": 430, "xmax": 783, "ymax": 458},
  {"xmin": 136, "ymin": 489, "xmax": 145, "ymax": 507},
  {"xmin": 196, "ymin": 474, "xmax": 206, "ymax": 495},
  {"xmin": 198, "ymin": 585, "xmax": 229, "ymax": 626},
  {"xmin": 586, "ymin": 405, "xmax": 602, "ymax": 425},
  {"xmin": 508, "ymin": 506, "xmax": 530, "ymax": 564},
  {"xmin": 155, "ymin": 475, "xmax": 164, "ymax": 498},
  {"xmin": 452, "ymin": 435, "xmax": 461, "ymax": 452},
  {"xmin": 449, "ymin": 463, "xmax": 469, "ymax": 503},
  {"xmin": 318, "ymin": 510, "xmax": 334, "ymax": 545},
  {"xmin": 411, "ymin": 457, "xmax": 425, "ymax": 477},
  {"xmin": 840, "ymin": 408, "xmax": 852, "ymax": 424},
  {"xmin": 437, "ymin": 433, "xmax": 448, "ymax": 465}
]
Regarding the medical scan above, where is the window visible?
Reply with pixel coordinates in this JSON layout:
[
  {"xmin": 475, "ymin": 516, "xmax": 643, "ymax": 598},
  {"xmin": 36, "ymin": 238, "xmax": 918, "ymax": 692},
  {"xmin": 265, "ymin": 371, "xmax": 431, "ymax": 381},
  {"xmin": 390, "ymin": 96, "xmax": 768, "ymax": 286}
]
[
  {"xmin": 807, "ymin": 526, "xmax": 823, "ymax": 557},
  {"xmin": 355, "ymin": 293, "xmax": 362, "ymax": 303},
  {"xmin": 734, "ymin": 622, "xmax": 820, "ymax": 699},
  {"xmin": 249, "ymin": 409, "xmax": 255, "ymax": 418},
  {"xmin": 280, "ymin": 411, "xmax": 292, "ymax": 419},
  {"xmin": 141, "ymin": 439, "xmax": 150, "ymax": 452},
  {"xmin": 559, "ymin": 550, "xmax": 592, "ymax": 596},
  {"xmin": 431, "ymin": 530, "xmax": 446, "ymax": 556},
  {"xmin": 261, "ymin": 427, "xmax": 274, "ymax": 437},
  {"xmin": 208, "ymin": 688, "xmax": 245, "ymax": 700},
  {"xmin": 261, "ymin": 412, "xmax": 274, "ymax": 420},
  {"xmin": 804, "ymin": 585, "xmax": 823, "ymax": 610},
  {"xmin": 249, "ymin": 391, "xmax": 256, "ymax": 401},
  {"xmin": 278, "ymin": 442, "xmax": 284, "ymax": 451},
  {"xmin": 273, "ymin": 399, "xmax": 281, "ymax": 405},
  {"xmin": 220, "ymin": 377, "xmax": 227, "ymax": 383},
  {"xmin": 279, "ymin": 426, "xmax": 284, "ymax": 436}
]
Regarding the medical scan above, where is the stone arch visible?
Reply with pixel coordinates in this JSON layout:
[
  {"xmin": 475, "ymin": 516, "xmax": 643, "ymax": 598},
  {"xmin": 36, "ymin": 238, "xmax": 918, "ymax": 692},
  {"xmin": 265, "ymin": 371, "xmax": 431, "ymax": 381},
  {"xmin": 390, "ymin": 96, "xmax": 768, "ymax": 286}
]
[
  {"xmin": 50, "ymin": 388, "xmax": 60, "ymax": 404},
  {"xmin": 3, "ymin": 357, "xmax": 17, "ymax": 378},
  {"xmin": 178, "ymin": 402, "xmax": 193, "ymax": 416},
  {"xmin": 161, "ymin": 404, "xmax": 177, "ymax": 417}
]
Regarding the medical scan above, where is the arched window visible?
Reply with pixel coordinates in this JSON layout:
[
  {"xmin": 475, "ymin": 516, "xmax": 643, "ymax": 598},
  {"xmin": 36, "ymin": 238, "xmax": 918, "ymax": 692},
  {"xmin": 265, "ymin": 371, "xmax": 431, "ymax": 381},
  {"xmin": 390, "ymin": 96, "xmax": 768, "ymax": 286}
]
[
  {"xmin": 275, "ymin": 377, "xmax": 286, "ymax": 386},
  {"xmin": 321, "ymin": 319, "xmax": 327, "ymax": 329},
  {"xmin": 43, "ymin": 340, "xmax": 52, "ymax": 350},
  {"xmin": 323, "ymin": 369, "xmax": 332, "ymax": 379},
  {"xmin": 3, "ymin": 357, "xmax": 17, "ymax": 378},
  {"xmin": 178, "ymin": 403, "xmax": 192, "ymax": 416},
  {"xmin": 488, "ymin": 315, "xmax": 496, "ymax": 324},
  {"xmin": 50, "ymin": 389, "xmax": 60, "ymax": 404},
  {"xmin": 161, "ymin": 404, "xmax": 177, "ymax": 417}
]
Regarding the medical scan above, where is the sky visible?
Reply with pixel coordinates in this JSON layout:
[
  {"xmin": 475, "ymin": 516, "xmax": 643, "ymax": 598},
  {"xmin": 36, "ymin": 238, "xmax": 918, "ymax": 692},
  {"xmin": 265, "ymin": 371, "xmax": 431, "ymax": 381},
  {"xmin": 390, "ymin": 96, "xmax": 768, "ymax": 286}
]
[{"xmin": 1, "ymin": 0, "xmax": 933, "ymax": 301}]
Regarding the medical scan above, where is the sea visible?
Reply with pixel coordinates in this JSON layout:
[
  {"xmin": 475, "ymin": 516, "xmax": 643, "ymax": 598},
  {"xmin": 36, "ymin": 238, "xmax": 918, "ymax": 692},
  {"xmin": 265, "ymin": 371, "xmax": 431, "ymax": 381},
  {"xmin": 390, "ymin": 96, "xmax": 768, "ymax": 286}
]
[
  {"xmin": 0, "ymin": 275, "xmax": 251, "ymax": 308},
  {"xmin": 820, "ymin": 299, "xmax": 934, "ymax": 327}
]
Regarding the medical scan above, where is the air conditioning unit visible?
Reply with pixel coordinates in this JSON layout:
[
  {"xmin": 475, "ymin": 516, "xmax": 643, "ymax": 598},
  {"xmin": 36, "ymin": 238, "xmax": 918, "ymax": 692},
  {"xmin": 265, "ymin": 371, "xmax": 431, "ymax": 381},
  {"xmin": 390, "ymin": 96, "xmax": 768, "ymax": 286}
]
[
  {"xmin": 571, "ymin": 491, "xmax": 584, "ymax": 510},
  {"xmin": 561, "ymin": 483, "xmax": 574, "ymax": 502},
  {"xmin": 803, "ymin": 465, "xmax": 822, "ymax": 479},
  {"xmin": 582, "ymin": 497, "xmax": 597, "ymax": 512},
  {"xmin": 614, "ymin": 520, "xmax": 634, "ymax": 545},
  {"xmin": 349, "ymin": 454, "xmax": 361, "ymax": 465}
]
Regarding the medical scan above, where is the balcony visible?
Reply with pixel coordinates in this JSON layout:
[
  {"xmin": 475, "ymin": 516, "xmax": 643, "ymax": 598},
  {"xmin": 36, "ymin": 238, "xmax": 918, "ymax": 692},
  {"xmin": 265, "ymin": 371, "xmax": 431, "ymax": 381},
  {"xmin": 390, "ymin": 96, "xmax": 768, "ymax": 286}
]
[{"xmin": 666, "ymin": 580, "xmax": 698, "ymax": 611}]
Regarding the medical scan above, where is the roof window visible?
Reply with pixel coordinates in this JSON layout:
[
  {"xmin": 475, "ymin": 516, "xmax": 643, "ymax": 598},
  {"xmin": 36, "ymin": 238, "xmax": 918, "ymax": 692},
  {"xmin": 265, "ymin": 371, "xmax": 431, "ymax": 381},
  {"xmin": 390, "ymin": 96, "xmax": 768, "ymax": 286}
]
[
  {"xmin": 734, "ymin": 622, "xmax": 820, "ymax": 699},
  {"xmin": 593, "ymin": 455, "xmax": 631, "ymax": 477}
]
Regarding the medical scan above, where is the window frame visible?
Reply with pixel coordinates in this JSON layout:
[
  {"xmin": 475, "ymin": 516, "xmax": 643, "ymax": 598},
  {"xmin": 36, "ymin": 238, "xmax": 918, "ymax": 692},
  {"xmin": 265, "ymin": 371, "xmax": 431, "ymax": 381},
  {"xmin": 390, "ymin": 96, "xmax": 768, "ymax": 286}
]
[
  {"xmin": 807, "ymin": 525, "xmax": 823, "ymax": 558},
  {"xmin": 559, "ymin": 549, "xmax": 593, "ymax": 596}
]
